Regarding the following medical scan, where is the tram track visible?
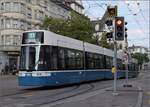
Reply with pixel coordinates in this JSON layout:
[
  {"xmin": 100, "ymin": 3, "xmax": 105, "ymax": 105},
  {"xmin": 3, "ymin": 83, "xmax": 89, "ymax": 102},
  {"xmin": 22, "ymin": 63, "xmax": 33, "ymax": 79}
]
[
  {"xmin": 0, "ymin": 85, "xmax": 82, "ymax": 107},
  {"xmin": 35, "ymin": 83, "xmax": 95, "ymax": 107},
  {"xmin": 0, "ymin": 85, "xmax": 80, "ymax": 98}
]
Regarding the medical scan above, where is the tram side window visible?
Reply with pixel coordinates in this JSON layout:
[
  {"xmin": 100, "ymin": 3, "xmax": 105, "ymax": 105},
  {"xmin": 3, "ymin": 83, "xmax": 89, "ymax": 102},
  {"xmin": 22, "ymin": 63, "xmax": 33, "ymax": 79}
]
[
  {"xmin": 51, "ymin": 47, "xmax": 58, "ymax": 70},
  {"xmin": 38, "ymin": 46, "xmax": 51, "ymax": 70},
  {"xmin": 58, "ymin": 48, "xmax": 66, "ymax": 70},
  {"xmin": 86, "ymin": 53, "xmax": 94, "ymax": 69},
  {"xmin": 110, "ymin": 57, "xmax": 113, "ymax": 69},
  {"xmin": 94, "ymin": 54, "xmax": 101, "ymax": 69},
  {"xmin": 94, "ymin": 54, "xmax": 100, "ymax": 68},
  {"xmin": 86, "ymin": 53, "xmax": 104, "ymax": 69},
  {"xmin": 29, "ymin": 47, "xmax": 35, "ymax": 69},
  {"xmin": 75, "ymin": 51, "xmax": 83, "ymax": 69},
  {"xmin": 99, "ymin": 55, "xmax": 104, "ymax": 69},
  {"xmin": 66, "ymin": 50, "xmax": 76, "ymax": 69},
  {"xmin": 105, "ymin": 56, "xmax": 111, "ymax": 69}
]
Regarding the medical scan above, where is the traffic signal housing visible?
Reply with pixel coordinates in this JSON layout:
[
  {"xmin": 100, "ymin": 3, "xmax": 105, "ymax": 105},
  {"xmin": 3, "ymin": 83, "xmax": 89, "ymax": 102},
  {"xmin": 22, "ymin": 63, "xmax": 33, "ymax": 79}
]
[
  {"xmin": 106, "ymin": 32, "xmax": 113, "ymax": 38},
  {"xmin": 115, "ymin": 17, "xmax": 124, "ymax": 41},
  {"xmin": 105, "ymin": 20, "xmax": 113, "ymax": 26},
  {"xmin": 107, "ymin": 6, "xmax": 117, "ymax": 17}
]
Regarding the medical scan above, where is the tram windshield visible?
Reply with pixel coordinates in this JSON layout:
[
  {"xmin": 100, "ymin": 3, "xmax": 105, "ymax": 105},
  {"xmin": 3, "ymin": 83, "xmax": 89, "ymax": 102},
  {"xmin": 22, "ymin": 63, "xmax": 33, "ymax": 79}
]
[{"xmin": 20, "ymin": 46, "xmax": 51, "ymax": 71}]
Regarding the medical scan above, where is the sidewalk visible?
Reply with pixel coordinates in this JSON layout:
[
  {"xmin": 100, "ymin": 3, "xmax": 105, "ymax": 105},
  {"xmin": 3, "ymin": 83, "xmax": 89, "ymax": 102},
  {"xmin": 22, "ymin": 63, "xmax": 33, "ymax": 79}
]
[{"xmin": 43, "ymin": 85, "xmax": 143, "ymax": 107}]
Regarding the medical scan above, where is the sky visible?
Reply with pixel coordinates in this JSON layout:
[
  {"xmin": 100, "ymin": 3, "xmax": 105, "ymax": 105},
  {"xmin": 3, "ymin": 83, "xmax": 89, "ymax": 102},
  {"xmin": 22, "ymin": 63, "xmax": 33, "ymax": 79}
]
[{"xmin": 82, "ymin": 0, "xmax": 150, "ymax": 49}]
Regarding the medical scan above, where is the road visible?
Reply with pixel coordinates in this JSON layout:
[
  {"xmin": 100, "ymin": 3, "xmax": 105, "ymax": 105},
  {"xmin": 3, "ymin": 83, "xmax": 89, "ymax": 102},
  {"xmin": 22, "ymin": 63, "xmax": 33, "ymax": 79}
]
[{"xmin": 0, "ymin": 70, "xmax": 150, "ymax": 107}]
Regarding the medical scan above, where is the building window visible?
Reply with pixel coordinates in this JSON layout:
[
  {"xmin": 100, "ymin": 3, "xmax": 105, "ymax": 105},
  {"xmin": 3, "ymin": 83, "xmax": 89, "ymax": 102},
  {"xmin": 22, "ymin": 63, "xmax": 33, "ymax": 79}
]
[
  {"xmin": 1, "ymin": 2, "xmax": 4, "ymax": 10},
  {"xmin": 13, "ymin": 2, "xmax": 19, "ymax": 12},
  {"xmin": 5, "ymin": 19, "xmax": 11, "ymax": 28},
  {"xmin": 12, "ymin": 19, "xmax": 18, "ymax": 29},
  {"xmin": 35, "ymin": 10, "xmax": 44, "ymax": 20},
  {"xmin": 0, "ymin": 19, "xmax": 4, "ymax": 29},
  {"xmin": 20, "ymin": 21, "xmax": 25, "ymax": 30},
  {"xmin": 5, "ymin": 35, "xmax": 12, "ymax": 45},
  {"xmin": 13, "ymin": 35, "xmax": 20, "ymax": 45},
  {"xmin": 27, "ymin": 8, "xmax": 32, "ymax": 18},
  {"xmin": 5, "ymin": 2, "xmax": 11, "ymax": 12},
  {"xmin": 20, "ymin": 3, "xmax": 25, "ymax": 14}
]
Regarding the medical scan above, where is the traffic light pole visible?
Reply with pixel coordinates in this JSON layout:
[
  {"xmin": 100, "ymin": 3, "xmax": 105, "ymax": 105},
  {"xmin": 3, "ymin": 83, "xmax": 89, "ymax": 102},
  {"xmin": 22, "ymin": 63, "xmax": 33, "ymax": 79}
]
[{"xmin": 113, "ymin": 40, "xmax": 118, "ymax": 95}]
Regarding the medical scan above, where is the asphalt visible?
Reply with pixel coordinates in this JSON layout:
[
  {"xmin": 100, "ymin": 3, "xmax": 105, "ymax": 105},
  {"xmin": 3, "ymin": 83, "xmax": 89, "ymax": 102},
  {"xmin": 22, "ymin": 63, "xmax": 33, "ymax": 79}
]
[{"xmin": 39, "ymin": 84, "xmax": 142, "ymax": 107}]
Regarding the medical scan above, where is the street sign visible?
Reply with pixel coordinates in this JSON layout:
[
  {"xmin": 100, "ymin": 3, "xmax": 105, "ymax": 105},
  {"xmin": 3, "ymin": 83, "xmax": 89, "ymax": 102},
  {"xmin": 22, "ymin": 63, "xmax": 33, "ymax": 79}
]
[{"xmin": 122, "ymin": 53, "xmax": 129, "ymax": 64}]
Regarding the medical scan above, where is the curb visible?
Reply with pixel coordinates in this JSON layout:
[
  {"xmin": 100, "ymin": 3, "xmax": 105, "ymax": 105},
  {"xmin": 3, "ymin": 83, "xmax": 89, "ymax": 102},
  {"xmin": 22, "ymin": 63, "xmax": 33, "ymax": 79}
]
[{"xmin": 135, "ymin": 87, "xmax": 143, "ymax": 107}]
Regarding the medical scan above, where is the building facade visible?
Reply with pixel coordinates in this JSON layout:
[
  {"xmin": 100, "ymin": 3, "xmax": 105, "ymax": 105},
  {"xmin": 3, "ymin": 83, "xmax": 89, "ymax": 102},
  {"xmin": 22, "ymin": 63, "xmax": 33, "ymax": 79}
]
[
  {"xmin": 65, "ymin": 0, "xmax": 84, "ymax": 14},
  {"xmin": 0, "ymin": 0, "xmax": 72, "ymax": 73},
  {"xmin": 128, "ymin": 46, "xmax": 149, "ymax": 54}
]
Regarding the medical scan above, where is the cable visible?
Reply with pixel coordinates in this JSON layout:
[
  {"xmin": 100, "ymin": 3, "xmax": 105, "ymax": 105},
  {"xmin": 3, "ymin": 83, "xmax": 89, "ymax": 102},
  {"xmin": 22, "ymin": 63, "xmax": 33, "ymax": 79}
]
[
  {"xmin": 136, "ymin": 1, "xmax": 148, "ymax": 25},
  {"xmin": 124, "ymin": 1, "xmax": 146, "ymax": 35}
]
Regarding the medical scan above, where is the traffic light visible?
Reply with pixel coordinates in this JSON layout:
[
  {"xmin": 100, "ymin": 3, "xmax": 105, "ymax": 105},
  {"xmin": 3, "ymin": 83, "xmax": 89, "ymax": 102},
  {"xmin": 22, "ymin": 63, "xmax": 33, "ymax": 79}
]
[
  {"xmin": 107, "ymin": 6, "xmax": 117, "ymax": 17},
  {"xmin": 106, "ymin": 32, "xmax": 113, "ymax": 38},
  {"xmin": 125, "ymin": 27, "xmax": 128, "ymax": 38},
  {"xmin": 105, "ymin": 19, "xmax": 113, "ymax": 39},
  {"xmin": 115, "ymin": 17, "xmax": 124, "ymax": 41},
  {"xmin": 125, "ymin": 22, "xmax": 128, "ymax": 38},
  {"xmin": 105, "ymin": 20, "xmax": 113, "ymax": 26}
]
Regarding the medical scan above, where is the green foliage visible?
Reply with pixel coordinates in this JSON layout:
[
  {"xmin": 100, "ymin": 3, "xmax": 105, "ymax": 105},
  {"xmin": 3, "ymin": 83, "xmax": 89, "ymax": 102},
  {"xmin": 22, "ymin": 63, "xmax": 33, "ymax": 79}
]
[
  {"xmin": 43, "ymin": 11, "xmax": 95, "ymax": 43},
  {"xmin": 132, "ymin": 53, "xmax": 149, "ymax": 65}
]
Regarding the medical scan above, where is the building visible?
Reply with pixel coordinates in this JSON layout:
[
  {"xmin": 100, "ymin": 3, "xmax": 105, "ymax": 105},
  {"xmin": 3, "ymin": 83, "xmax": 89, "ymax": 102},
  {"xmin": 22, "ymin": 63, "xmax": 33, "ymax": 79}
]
[
  {"xmin": 65, "ymin": 0, "xmax": 84, "ymax": 14},
  {"xmin": 128, "ymin": 45, "xmax": 149, "ymax": 54},
  {"xmin": 0, "ymin": 0, "xmax": 73, "ymax": 73}
]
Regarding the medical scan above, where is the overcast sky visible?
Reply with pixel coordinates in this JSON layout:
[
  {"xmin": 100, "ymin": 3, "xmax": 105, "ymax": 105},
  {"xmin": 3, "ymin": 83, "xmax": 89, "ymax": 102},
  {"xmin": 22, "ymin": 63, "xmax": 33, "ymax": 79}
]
[{"xmin": 82, "ymin": 0, "xmax": 150, "ymax": 49}]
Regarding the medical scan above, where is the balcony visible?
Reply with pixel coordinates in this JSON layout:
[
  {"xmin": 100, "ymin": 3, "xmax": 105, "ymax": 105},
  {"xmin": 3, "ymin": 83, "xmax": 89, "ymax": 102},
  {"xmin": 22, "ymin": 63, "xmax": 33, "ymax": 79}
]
[{"xmin": 0, "ymin": 45, "xmax": 20, "ymax": 52}]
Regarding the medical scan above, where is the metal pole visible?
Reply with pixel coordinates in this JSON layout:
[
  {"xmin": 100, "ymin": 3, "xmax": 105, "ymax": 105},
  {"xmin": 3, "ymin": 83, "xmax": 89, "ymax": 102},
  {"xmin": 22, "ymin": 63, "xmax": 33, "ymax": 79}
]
[
  {"xmin": 125, "ymin": 63, "xmax": 129, "ymax": 85},
  {"xmin": 113, "ymin": 41, "xmax": 118, "ymax": 95}
]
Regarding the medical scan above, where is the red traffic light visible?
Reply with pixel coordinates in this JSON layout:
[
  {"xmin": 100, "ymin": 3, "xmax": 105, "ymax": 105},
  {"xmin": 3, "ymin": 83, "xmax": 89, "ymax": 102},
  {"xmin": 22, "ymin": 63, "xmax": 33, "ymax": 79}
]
[{"xmin": 116, "ymin": 19, "xmax": 123, "ymax": 26}]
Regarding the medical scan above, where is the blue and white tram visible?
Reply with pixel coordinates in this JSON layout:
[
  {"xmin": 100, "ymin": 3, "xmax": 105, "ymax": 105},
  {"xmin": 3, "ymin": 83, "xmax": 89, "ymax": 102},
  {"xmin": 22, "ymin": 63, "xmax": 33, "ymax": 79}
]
[{"xmin": 18, "ymin": 30, "xmax": 126, "ymax": 86}]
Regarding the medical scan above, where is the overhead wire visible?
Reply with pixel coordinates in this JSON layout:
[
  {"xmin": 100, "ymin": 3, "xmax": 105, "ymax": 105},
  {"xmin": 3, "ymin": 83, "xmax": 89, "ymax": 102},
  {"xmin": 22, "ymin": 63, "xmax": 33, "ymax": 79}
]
[
  {"xmin": 136, "ymin": 1, "xmax": 148, "ymax": 25},
  {"xmin": 124, "ymin": 1, "xmax": 146, "ymax": 35}
]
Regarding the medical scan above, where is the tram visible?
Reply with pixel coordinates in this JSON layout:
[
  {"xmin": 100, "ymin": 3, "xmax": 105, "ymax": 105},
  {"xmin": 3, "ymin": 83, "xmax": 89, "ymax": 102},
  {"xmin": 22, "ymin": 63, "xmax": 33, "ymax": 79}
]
[{"xmin": 18, "ymin": 30, "xmax": 138, "ymax": 86}]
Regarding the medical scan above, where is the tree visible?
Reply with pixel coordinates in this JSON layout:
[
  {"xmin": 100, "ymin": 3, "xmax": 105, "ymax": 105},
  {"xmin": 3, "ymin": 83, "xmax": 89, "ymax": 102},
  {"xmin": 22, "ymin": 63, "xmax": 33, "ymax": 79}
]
[
  {"xmin": 132, "ymin": 52, "xmax": 149, "ymax": 67},
  {"xmin": 43, "ymin": 11, "xmax": 96, "ymax": 44}
]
